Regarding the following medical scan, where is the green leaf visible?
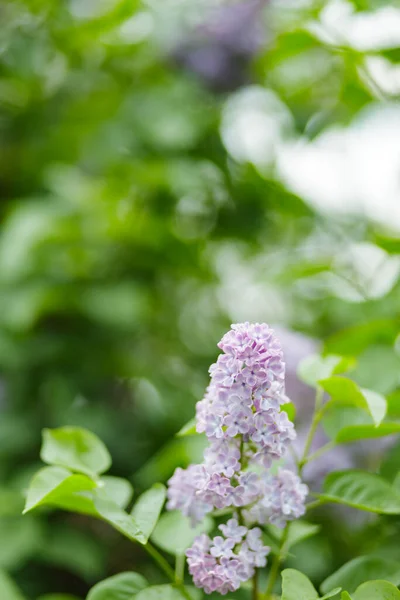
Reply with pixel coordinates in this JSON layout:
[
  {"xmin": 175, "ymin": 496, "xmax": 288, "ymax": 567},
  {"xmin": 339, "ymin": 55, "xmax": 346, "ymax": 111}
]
[
  {"xmin": 268, "ymin": 520, "xmax": 320, "ymax": 551},
  {"xmin": 325, "ymin": 320, "xmax": 399, "ymax": 356},
  {"xmin": 320, "ymin": 377, "xmax": 387, "ymax": 425},
  {"xmin": 335, "ymin": 423, "xmax": 400, "ymax": 443},
  {"xmin": 353, "ymin": 580, "xmax": 400, "ymax": 600},
  {"xmin": 130, "ymin": 484, "xmax": 166, "ymax": 543},
  {"xmin": 87, "ymin": 572, "xmax": 148, "ymax": 600},
  {"xmin": 101, "ymin": 476, "xmax": 133, "ymax": 509},
  {"xmin": 151, "ymin": 511, "xmax": 213, "ymax": 556},
  {"xmin": 321, "ymin": 556, "xmax": 400, "ymax": 595},
  {"xmin": 92, "ymin": 497, "xmax": 147, "ymax": 544},
  {"xmin": 176, "ymin": 419, "xmax": 197, "ymax": 437},
  {"xmin": 37, "ymin": 596, "xmax": 81, "ymax": 600},
  {"xmin": 281, "ymin": 569, "xmax": 319, "ymax": 600},
  {"xmin": 320, "ymin": 470, "xmax": 400, "ymax": 514},
  {"xmin": 0, "ymin": 570, "xmax": 25, "ymax": 600},
  {"xmin": 281, "ymin": 402, "xmax": 296, "ymax": 422},
  {"xmin": 135, "ymin": 585, "xmax": 199, "ymax": 600},
  {"xmin": 23, "ymin": 467, "xmax": 147, "ymax": 544},
  {"xmin": 341, "ymin": 593, "xmax": 353, "ymax": 600},
  {"xmin": 23, "ymin": 467, "xmax": 98, "ymax": 515},
  {"xmin": 322, "ymin": 406, "xmax": 370, "ymax": 440},
  {"xmin": 320, "ymin": 589, "xmax": 341, "ymax": 600},
  {"xmin": 297, "ymin": 355, "xmax": 355, "ymax": 387},
  {"xmin": 41, "ymin": 427, "xmax": 111, "ymax": 478}
]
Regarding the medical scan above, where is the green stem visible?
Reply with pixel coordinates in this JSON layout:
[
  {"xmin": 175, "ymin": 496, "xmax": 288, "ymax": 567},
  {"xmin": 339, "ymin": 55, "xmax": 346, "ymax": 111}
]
[
  {"xmin": 144, "ymin": 543, "xmax": 192, "ymax": 600},
  {"xmin": 298, "ymin": 386, "xmax": 324, "ymax": 471},
  {"xmin": 305, "ymin": 440, "xmax": 336, "ymax": 465},
  {"xmin": 144, "ymin": 542, "xmax": 175, "ymax": 580},
  {"xmin": 175, "ymin": 554, "xmax": 185, "ymax": 584},
  {"xmin": 264, "ymin": 524, "xmax": 290, "ymax": 599},
  {"xmin": 264, "ymin": 385, "xmax": 326, "ymax": 598},
  {"xmin": 252, "ymin": 568, "xmax": 259, "ymax": 600},
  {"xmin": 305, "ymin": 498, "xmax": 325, "ymax": 512}
]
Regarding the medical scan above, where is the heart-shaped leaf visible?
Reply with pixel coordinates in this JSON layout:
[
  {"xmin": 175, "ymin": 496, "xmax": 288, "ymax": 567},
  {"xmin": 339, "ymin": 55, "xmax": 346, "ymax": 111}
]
[
  {"xmin": 23, "ymin": 466, "xmax": 146, "ymax": 544},
  {"xmin": 320, "ymin": 589, "xmax": 341, "ymax": 600},
  {"xmin": 130, "ymin": 484, "xmax": 166, "ymax": 543},
  {"xmin": 297, "ymin": 355, "xmax": 355, "ymax": 387},
  {"xmin": 87, "ymin": 572, "xmax": 148, "ymax": 600},
  {"xmin": 23, "ymin": 467, "xmax": 98, "ymax": 515},
  {"xmin": 0, "ymin": 570, "xmax": 25, "ymax": 600},
  {"xmin": 37, "ymin": 595, "xmax": 81, "ymax": 600},
  {"xmin": 41, "ymin": 428, "xmax": 111, "ymax": 478},
  {"xmin": 135, "ymin": 585, "xmax": 199, "ymax": 600},
  {"xmin": 336, "ymin": 423, "xmax": 400, "ymax": 443},
  {"xmin": 319, "ymin": 377, "xmax": 387, "ymax": 426},
  {"xmin": 320, "ymin": 470, "xmax": 400, "ymax": 514},
  {"xmin": 176, "ymin": 419, "xmax": 197, "ymax": 437},
  {"xmin": 281, "ymin": 569, "xmax": 319, "ymax": 600},
  {"xmin": 101, "ymin": 477, "xmax": 133, "ymax": 509},
  {"xmin": 151, "ymin": 511, "xmax": 213, "ymax": 556},
  {"xmin": 353, "ymin": 580, "xmax": 400, "ymax": 599},
  {"xmin": 267, "ymin": 520, "xmax": 320, "ymax": 551},
  {"xmin": 321, "ymin": 556, "xmax": 400, "ymax": 595}
]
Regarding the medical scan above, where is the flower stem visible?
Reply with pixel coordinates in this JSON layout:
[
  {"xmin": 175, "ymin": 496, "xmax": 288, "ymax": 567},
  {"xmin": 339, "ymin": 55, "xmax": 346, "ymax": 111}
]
[
  {"xmin": 264, "ymin": 524, "xmax": 290, "ymax": 599},
  {"xmin": 144, "ymin": 542, "xmax": 192, "ymax": 600},
  {"xmin": 298, "ymin": 386, "xmax": 324, "ymax": 471},
  {"xmin": 252, "ymin": 568, "xmax": 259, "ymax": 600},
  {"xmin": 175, "ymin": 554, "xmax": 185, "ymax": 584},
  {"xmin": 305, "ymin": 440, "xmax": 336, "ymax": 465},
  {"xmin": 264, "ymin": 385, "xmax": 326, "ymax": 598}
]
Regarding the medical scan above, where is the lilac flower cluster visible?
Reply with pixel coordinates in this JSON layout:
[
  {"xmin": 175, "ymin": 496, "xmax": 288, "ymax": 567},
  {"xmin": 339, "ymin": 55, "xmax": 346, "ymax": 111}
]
[
  {"xmin": 167, "ymin": 323, "xmax": 308, "ymax": 595},
  {"xmin": 244, "ymin": 468, "xmax": 309, "ymax": 528},
  {"xmin": 187, "ymin": 520, "xmax": 269, "ymax": 595}
]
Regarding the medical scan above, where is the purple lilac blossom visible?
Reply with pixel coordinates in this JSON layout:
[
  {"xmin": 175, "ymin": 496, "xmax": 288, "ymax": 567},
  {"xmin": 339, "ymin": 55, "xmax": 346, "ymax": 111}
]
[
  {"xmin": 167, "ymin": 323, "xmax": 308, "ymax": 594},
  {"xmin": 186, "ymin": 525, "xmax": 270, "ymax": 595},
  {"xmin": 243, "ymin": 468, "xmax": 308, "ymax": 528}
]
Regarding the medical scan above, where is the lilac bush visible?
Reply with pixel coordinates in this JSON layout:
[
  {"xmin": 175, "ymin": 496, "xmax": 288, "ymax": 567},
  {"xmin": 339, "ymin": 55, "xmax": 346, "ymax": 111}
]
[
  {"xmin": 21, "ymin": 322, "xmax": 400, "ymax": 600},
  {"xmin": 167, "ymin": 322, "xmax": 308, "ymax": 594}
]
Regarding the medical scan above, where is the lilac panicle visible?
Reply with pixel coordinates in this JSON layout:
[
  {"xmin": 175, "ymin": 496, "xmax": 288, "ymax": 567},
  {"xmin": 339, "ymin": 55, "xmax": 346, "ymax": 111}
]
[
  {"xmin": 167, "ymin": 323, "xmax": 308, "ymax": 595},
  {"xmin": 186, "ymin": 525, "xmax": 270, "ymax": 595}
]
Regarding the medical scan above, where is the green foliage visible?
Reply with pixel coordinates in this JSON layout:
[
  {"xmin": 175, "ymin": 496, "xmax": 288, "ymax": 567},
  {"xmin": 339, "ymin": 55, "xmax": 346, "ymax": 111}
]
[
  {"xmin": 320, "ymin": 470, "xmax": 400, "ymax": 514},
  {"xmin": 135, "ymin": 586, "xmax": 199, "ymax": 600},
  {"xmin": 1, "ymin": 0, "xmax": 400, "ymax": 597},
  {"xmin": 352, "ymin": 581, "xmax": 400, "ymax": 600},
  {"xmin": 321, "ymin": 557, "xmax": 400, "ymax": 595},
  {"xmin": 0, "ymin": 570, "xmax": 25, "ymax": 600},
  {"xmin": 151, "ymin": 511, "xmax": 213, "ymax": 556},
  {"xmin": 38, "ymin": 596, "xmax": 81, "ymax": 600},
  {"xmin": 176, "ymin": 419, "xmax": 197, "ymax": 437},
  {"xmin": 100, "ymin": 476, "xmax": 134, "ymax": 509},
  {"xmin": 268, "ymin": 520, "xmax": 320, "ymax": 552},
  {"xmin": 335, "ymin": 423, "xmax": 400, "ymax": 444},
  {"xmin": 41, "ymin": 428, "xmax": 112, "ymax": 478},
  {"xmin": 319, "ymin": 377, "xmax": 387, "ymax": 426},
  {"xmin": 130, "ymin": 484, "xmax": 166, "ymax": 543},
  {"xmin": 297, "ymin": 355, "xmax": 356, "ymax": 387},
  {"xmin": 87, "ymin": 572, "xmax": 148, "ymax": 600},
  {"xmin": 281, "ymin": 569, "xmax": 319, "ymax": 600}
]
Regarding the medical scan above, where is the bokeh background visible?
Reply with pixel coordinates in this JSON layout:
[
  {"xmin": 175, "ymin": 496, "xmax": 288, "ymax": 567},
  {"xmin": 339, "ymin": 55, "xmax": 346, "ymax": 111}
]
[{"xmin": 1, "ymin": 0, "xmax": 400, "ymax": 597}]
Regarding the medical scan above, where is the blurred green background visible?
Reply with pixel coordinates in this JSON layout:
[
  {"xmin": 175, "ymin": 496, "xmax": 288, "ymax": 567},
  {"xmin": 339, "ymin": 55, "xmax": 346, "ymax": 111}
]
[{"xmin": 1, "ymin": 0, "xmax": 400, "ymax": 597}]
